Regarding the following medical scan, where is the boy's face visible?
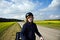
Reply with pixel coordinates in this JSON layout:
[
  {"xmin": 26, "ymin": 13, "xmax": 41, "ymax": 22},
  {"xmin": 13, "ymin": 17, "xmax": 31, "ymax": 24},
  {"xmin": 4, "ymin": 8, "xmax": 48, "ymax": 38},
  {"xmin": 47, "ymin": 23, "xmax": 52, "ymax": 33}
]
[{"xmin": 27, "ymin": 16, "xmax": 33, "ymax": 22}]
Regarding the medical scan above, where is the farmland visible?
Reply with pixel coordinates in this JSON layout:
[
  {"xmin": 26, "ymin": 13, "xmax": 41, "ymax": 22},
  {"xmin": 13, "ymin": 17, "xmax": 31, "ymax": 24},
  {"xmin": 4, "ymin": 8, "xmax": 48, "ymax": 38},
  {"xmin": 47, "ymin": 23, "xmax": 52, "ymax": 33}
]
[
  {"xmin": 0, "ymin": 22, "xmax": 16, "ymax": 36},
  {"xmin": 0, "ymin": 22, "xmax": 21, "ymax": 40},
  {"xmin": 34, "ymin": 20, "xmax": 60, "ymax": 30}
]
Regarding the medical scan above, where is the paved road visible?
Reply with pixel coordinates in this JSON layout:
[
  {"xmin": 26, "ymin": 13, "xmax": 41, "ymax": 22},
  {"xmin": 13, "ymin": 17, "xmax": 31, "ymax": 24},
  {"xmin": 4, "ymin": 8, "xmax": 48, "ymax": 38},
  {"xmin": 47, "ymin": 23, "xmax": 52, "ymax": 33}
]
[{"xmin": 18, "ymin": 22, "xmax": 60, "ymax": 40}]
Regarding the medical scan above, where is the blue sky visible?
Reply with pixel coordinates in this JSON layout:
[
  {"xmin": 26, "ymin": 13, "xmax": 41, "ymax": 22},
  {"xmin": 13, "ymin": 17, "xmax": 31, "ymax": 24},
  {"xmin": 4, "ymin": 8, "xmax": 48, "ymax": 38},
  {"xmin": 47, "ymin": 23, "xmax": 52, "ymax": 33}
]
[{"xmin": 0, "ymin": 0, "xmax": 60, "ymax": 20}]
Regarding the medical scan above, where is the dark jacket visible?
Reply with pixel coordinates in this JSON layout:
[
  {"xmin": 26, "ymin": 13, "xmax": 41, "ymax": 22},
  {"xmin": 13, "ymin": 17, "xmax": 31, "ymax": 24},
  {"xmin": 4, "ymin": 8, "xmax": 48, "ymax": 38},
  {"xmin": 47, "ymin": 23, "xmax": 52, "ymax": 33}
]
[{"xmin": 20, "ymin": 22, "xmax": 42, "ymax": 40}]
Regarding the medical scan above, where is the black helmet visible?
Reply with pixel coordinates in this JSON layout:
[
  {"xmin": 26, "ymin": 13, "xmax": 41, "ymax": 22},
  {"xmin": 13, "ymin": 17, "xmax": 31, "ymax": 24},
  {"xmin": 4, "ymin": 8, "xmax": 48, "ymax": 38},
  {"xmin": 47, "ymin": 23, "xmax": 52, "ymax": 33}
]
[{"xmin": 26, "ymin": 12, "xmax": 33, "ymax": 18}]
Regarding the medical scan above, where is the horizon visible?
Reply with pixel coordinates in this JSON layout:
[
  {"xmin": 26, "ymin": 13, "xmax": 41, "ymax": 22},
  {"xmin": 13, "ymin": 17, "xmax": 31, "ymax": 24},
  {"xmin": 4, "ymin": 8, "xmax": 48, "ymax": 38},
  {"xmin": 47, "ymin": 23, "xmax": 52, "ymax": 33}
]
[{"xmin": 0, "ymin": 17, "xmax": 60, "ymax": 20}]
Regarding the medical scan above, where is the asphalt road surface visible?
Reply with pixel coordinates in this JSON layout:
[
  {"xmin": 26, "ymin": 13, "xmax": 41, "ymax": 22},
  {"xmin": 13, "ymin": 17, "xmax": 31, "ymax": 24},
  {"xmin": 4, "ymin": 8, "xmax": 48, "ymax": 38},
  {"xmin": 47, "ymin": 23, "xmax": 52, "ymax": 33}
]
[{"xmin": 18, "ymin": 22, "xmax": 60, "ymax": 40}]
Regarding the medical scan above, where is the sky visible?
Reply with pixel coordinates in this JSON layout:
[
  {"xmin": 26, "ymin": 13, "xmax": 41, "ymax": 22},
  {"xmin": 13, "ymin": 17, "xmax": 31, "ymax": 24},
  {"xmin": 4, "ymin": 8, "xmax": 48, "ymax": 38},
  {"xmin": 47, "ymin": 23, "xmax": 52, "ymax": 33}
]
[{"xmin": 0, "ymin": 0, "xmax": 60, "ymax": 20}]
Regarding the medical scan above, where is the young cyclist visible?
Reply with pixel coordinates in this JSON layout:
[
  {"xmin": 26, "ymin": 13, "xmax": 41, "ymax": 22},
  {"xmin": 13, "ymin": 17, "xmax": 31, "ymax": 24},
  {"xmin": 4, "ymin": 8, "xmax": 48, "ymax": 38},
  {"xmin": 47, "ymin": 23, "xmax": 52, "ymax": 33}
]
[{"xmin": 20, "ymin": 12, "xmax": 44, "ymax": 40}]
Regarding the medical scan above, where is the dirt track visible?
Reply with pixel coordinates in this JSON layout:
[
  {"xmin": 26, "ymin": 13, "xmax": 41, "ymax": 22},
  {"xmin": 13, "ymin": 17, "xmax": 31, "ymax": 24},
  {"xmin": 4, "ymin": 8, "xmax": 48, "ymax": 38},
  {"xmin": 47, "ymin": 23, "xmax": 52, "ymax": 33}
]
[
  {"xmin": 18, "ymin": 22, "xmax": 60, "ymax": 40},
  {"xmin": 0, "ymin": 23, "xmax": 21, "ymax": 40}
]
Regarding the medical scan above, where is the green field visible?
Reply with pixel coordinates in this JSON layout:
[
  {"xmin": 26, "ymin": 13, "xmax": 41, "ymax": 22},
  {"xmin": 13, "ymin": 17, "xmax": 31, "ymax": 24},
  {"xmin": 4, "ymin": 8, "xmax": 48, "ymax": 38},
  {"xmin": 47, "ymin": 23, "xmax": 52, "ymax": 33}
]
[
  {"xmin": 34, "ymin": 20, "xmax": 60, "ymax": 30},
  {"xmin": 0, "ymin": 22, "xmax": 16, "ymax": 36}
]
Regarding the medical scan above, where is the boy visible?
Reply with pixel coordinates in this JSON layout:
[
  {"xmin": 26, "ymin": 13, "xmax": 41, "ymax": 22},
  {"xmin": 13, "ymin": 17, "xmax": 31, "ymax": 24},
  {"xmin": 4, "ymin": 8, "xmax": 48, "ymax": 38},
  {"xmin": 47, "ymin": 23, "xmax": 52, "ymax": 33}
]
[{"xmin": 21, "ymin": 12, "xmax": 44, "ymax": 40}]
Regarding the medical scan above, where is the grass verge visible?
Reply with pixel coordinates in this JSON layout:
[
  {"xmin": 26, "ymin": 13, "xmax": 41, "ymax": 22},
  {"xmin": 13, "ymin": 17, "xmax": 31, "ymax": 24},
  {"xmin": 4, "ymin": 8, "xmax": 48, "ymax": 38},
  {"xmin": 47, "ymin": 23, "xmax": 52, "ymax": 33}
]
[{"xmin": 0, "ymin": 22, "xmax": 16, "ymax": 36}]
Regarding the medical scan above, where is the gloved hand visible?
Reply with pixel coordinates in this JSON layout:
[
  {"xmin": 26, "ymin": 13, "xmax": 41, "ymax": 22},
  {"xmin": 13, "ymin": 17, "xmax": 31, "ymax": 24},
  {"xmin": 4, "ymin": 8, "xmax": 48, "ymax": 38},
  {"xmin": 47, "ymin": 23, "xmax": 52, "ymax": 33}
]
[{"xmin": 40, "ymin": 37, "xmax": 44, "ymax": 40}]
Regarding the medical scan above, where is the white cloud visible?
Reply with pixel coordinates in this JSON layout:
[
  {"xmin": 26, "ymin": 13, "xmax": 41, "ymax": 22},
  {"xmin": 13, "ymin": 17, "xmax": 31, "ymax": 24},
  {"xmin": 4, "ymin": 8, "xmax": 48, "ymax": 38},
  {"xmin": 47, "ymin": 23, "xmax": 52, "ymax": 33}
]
[
  {"xmin": 0, "ymin": 0, "xmax": 60, "ymax": 20},
  {"xmin": 17, "ymin": 1, "xmax": 35, "ymax": 12},
  {"xmin": 19, "ymin": 14, "xmax": 25, "ymax": 19},
  {"xmin": 35, "ymin": 0, "xmax": 60, "ymax": 20},
  {"xmin": 48, "ymin": 0, "xmax": 60, "ymax": 8},
  {"xmin": 0, "ymin": 0, "xmax": 40, "ymax": 14},
  {"xmin": 8, "ymin": 15, "xmax": 25, "ymax": 19},
  {"xmin": 12, "ymin": 16, "xmax": 20, "ymax": 19},
  {"xmin": 0, "ymin": 0, "xmax": 12, "ymax": 9},
  {"xmin": 0, "ymin": 0, "xmax": 42, "ymax": 19},
  {"xmin": 49, "ymin": 15, "xmax": 59, "ymax": 19},
  {"xmin": 39, "ymin": 0, "xmax": 60, "ymax": 11},
  {"xmin": 3, "ymin": 9, "xmax": 12, "ymax": 14}
]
